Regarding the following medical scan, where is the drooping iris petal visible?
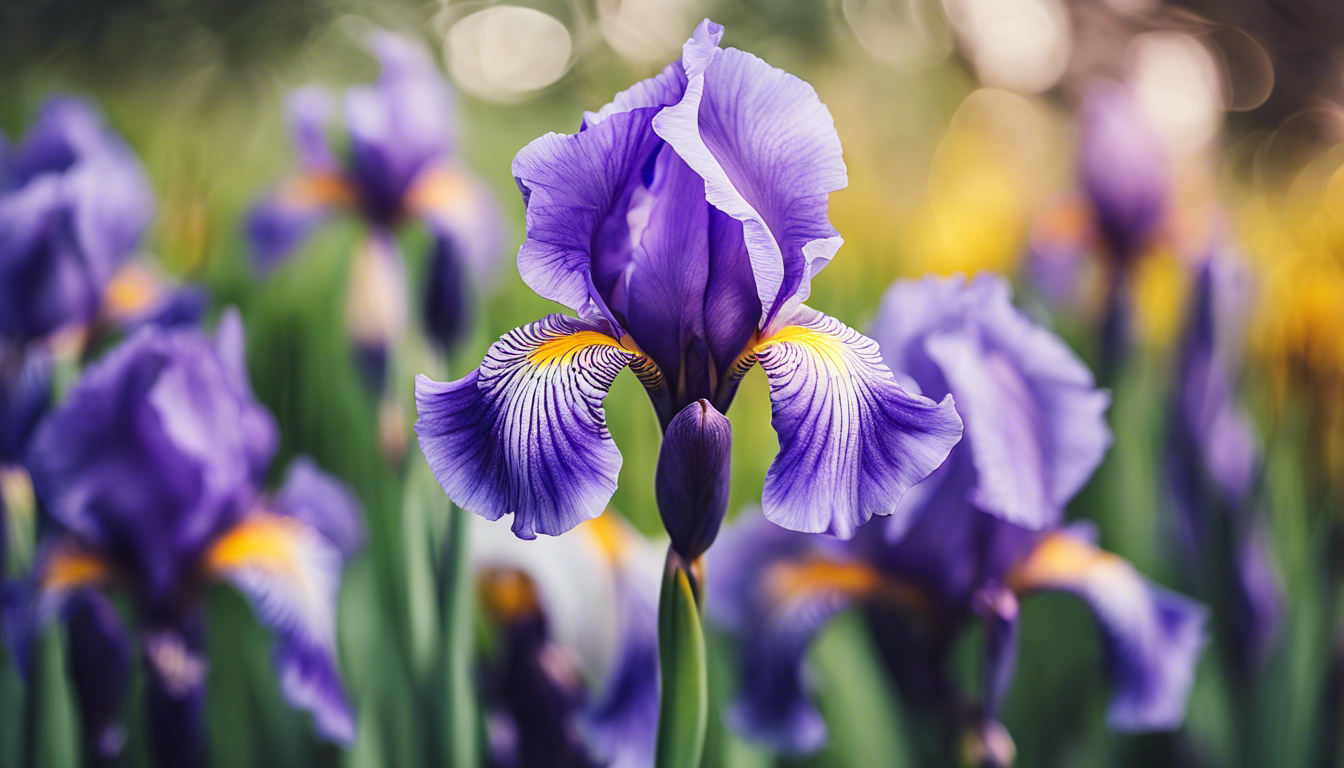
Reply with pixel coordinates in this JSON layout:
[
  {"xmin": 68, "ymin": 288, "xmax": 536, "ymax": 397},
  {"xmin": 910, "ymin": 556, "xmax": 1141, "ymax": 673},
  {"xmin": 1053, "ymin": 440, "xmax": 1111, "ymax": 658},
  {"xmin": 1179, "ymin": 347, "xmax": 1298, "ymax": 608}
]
[
  {"xmin": 66, "ymin": 590, "xmax": 133, "ymax": 759},
  {"xmin": 581, "ymin": 553, "xmax": 660, "ymax": 768},
  {"xmin": 415, "ymin": 315, "xmax": 636, "ymax": 538},
  {"xmin": 205, "ymin": 514, "xmax": 355, "ymax": 743},
  {"xmin": 1168, "ymin": 256, "xmax": 1258, "ymax": 535},
  {"xmin": 651, "ymin": 20, "xmax": 846, "ymax": 331},
  {"xmin": 707, "ymin": 512, "xmax": 875, "ymax": 753},
  {"xmin": 271, "ymin": 456, "xmax": 366, "ymax": 559},
  {"xmin": 406, "ymin": 164, "xmax": 505, "ymax": 283},
  {"xmin": 756, "ymin": 307, "xmax": 963, "ymax": 539},
  {"xmin": 1008, "ymin": 531, "xmax": 1207, "ymax": 729},
  {"xmin": 421, "ymin": 223, "xmax": 470, "ymax": 353},
  {"xmin": 974, "ymin": 585, "xmax": 1019, "ymax": 718},
  {"xmin": 101, "ymin": 262, "xmax": 208, "ymax": 334},
  {"xmin": 872, "ymin": 274, "xmax": 1112, "ymax": 530}
]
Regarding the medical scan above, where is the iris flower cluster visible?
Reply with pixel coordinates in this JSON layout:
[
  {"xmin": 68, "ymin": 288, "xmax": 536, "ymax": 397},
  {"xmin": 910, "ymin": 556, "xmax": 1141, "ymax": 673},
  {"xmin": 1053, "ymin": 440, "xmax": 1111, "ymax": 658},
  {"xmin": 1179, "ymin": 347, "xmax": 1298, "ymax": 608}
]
[{"xmin": 0, "ymin": 17, "xmax": 1218, "ymax": 768}]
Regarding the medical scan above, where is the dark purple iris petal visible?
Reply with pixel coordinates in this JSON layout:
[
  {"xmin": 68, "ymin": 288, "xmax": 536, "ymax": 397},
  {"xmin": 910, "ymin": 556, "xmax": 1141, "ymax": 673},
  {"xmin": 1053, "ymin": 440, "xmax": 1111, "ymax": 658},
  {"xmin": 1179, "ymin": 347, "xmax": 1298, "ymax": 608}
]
[{"xmin": 66, "ymin": 591, "xmax": 133, "ymax": 760}]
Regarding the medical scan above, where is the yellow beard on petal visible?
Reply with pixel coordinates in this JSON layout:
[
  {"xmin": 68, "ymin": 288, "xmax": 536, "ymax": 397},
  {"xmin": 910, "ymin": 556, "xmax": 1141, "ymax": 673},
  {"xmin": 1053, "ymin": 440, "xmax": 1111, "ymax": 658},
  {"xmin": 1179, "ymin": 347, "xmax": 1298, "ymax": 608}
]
[
  {"xmin": 44, "ymin": 546, "xmax": 112, "ymax": 591},
  {"xmin": 755, "ymin": 326, "xmax": 849, "ymax": 374},
  {"xmin": 526, "ymin": 331, "xmax": 629, "ymax": 367}
]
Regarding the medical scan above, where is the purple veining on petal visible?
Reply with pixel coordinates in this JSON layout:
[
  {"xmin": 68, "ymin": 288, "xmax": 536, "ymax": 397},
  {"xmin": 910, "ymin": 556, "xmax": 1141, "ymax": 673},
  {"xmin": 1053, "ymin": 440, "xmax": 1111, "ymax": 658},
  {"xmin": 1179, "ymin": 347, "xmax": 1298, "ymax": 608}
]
[
  {"xmin": 415, "ymin": 315, "xmax": 634, "ymax": 538},
  {"xmin": 757, "ymin": 307, "xmax": 962, "ymax": 538}
]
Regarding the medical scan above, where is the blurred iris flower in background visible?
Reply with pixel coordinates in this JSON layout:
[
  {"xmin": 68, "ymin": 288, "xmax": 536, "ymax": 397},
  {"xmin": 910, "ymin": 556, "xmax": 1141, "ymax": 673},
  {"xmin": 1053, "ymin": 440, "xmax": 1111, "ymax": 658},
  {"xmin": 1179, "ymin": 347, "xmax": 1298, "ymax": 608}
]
[
  {"xmin": 709, "ymin": 274, "xmax": 1205, "ymax": 759},
  {"xmin": 416, "ymin": 20, "xmax": 963, "ymax": 556},
  {"xmin": 247, "ymin": 31, "xmax": 504, "ymax": 372},
  {"xmin": 472, "ymin": 513, "xmax": 660, "ymax": 768},
  {"xmin": 1168, "ymin": 251, "xmax": 1282, "ymax": 676},
  {"xmin": 11, "ymin": 312, "xmax": 361, "ymax": 766}
]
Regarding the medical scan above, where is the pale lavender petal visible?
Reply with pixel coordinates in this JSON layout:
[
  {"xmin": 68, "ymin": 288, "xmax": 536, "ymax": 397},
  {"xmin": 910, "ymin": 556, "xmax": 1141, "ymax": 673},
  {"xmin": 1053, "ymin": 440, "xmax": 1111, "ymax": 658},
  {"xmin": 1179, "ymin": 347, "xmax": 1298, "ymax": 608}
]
[
  {"xmin": 873, "ymin": 274, "xmax": 1112, "ymax": 530},
  {"xmin": 66, "ymin": 591, "xmax": 133, "ymax": 758},
  {"xmin": 757, "ymin": 308, "xmax": 962, "ymax": 539},
  {"xmin": 286, "ymin": 86, "xmax": 337, "ymax": 171},
  {"xmin": 651, "ymin": 20, "xmax": 846, "ymax": 331},
  {"xmin": 414, "ymin": 315, "xmax": 636, "ymax": 539}
]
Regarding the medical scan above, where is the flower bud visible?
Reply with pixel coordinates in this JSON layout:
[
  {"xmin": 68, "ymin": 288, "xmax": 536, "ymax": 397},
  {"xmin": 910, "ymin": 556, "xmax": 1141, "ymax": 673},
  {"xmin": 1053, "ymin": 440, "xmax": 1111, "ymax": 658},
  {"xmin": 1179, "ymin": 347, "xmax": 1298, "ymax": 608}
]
[{"xmin": 656, "ymin": 399, "xmax": 732, "ymax": 562}]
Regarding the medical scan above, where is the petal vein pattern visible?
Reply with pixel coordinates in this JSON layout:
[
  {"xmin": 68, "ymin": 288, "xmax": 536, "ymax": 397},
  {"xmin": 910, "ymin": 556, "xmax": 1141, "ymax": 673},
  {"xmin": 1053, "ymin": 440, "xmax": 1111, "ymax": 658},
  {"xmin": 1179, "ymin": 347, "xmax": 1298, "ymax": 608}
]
[
  {"xmin": 416, "ymin": 315, "xmax": 637, "ymax": 538},
  {"xmin": 756, "ymin": 309, "xmax": 963, "ymax": 538}
]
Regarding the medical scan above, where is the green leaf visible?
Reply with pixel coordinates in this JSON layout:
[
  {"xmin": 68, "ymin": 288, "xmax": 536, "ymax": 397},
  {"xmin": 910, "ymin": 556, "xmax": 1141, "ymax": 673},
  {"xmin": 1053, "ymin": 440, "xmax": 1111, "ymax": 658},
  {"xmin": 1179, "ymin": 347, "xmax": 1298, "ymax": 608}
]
[
  {"xmin": 28, "ymin": 627, "xmax": 79, "ymax": 768},
  {"xmin": 656, "ymin": 560, "xmax": 708, "ymax": 768},
  {"xmin": 440, "ymin": 501, "xmax": 480, "ymax": 768}
]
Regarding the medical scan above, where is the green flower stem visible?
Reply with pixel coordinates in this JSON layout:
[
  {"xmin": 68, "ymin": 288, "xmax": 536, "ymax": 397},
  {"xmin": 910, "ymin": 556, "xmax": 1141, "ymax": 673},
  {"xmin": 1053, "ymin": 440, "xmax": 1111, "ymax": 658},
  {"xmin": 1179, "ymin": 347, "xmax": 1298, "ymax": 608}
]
[
  {"xmin": 441, "ymin": 499, "xmax": 479, "ymax": 768},
  {"xmin": 655, "ymin": 552, "xmax": 709, "ymax": 768}
]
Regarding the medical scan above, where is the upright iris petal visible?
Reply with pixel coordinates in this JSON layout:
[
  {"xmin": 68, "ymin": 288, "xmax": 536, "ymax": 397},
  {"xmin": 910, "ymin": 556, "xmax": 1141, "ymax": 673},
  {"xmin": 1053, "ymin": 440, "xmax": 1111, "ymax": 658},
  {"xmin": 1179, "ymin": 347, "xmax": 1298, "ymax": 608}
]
[
  {"xmin": 417, "ymin": 19, "xmax": 962, "ymax": 545},
  {"xmin": 17, "ymin": 313, "xmax": 361, "ymax": 761},
  {"xmin": 707, "ymin": 273, "xmax": 1205, "ymax": 757}
]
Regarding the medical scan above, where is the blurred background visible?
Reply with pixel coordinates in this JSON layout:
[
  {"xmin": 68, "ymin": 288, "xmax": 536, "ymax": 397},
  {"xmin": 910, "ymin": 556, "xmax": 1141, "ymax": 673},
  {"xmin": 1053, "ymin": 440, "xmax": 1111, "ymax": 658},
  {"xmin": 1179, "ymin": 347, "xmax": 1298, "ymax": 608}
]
[{"xmin": 2, "ymin": 0, "xmax": 1343, "ymax": 766}]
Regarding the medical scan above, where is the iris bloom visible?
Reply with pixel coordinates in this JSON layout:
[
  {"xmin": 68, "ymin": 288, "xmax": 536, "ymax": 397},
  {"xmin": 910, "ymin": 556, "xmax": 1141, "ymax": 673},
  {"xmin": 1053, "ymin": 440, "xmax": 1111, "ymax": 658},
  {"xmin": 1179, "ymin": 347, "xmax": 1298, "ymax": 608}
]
[
  {"xmin": 416, "ymin": 20, "xmax": 962, "ymax": 547},
  {"xmin": 1027, "ymin": 82, "xmax": 1172, "ymax": 376},
  {"xmin": 1168, "ymin": 253, "xmax": 1282, "ymax": 673},
  {"xmin": 708, "ymin": 274, "xmax": 1205, "ymax": 756},
  {"xmin": 247, "ymin": 31, "xmax": 503, "ymax": 358},
  {"xmin": 16, "ymin": 312, "xmax": 361, "ymax": 765},
  {"xmin": 472, "ymin": 513, "xmax": 659, "ymax": 768}
]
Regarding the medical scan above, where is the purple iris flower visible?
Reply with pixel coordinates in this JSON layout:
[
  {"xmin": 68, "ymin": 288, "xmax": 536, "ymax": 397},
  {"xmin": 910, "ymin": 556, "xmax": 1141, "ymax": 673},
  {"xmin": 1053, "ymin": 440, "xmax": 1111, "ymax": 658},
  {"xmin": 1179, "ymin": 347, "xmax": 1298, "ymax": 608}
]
[
  {"xmin": 707, "ymin": 274, "xmax": 1205, "ymax": 756},
  {"xmin": 246, "ymin": 31, "xmax": 504, "ymax": 356},
  {"xmin": 1077, "ymin": 82, "xmax": 1170, "ymax": 269},
  {"xmin": 1167, "ymin": 253, "xmax": 1282, "ymax": 673},
  {"xmin": 0, "ymin": 97, "xmax": 155, "ymax": 346},
  {"xmin": 471, "ymin": 514, "xmax": 660, "ymax": 768},
  {"xmin": 16, "ymin": 311, "xmax": 362, "ymax": 765},
  {"xmin": 415, "ymin": 20, "xmax": 963, "ymax": 551}
]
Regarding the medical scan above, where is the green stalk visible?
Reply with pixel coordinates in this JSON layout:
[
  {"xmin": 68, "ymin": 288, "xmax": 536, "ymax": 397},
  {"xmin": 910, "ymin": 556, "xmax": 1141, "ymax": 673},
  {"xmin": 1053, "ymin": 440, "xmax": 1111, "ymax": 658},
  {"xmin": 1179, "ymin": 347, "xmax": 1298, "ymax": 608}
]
[
  {"xmin": 441, "ymin": 500, "xmax": 479, "ymax": 768},
  {"xmin": 655, "ymin": 555, "xmax": 709, "ymax": 768}
]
